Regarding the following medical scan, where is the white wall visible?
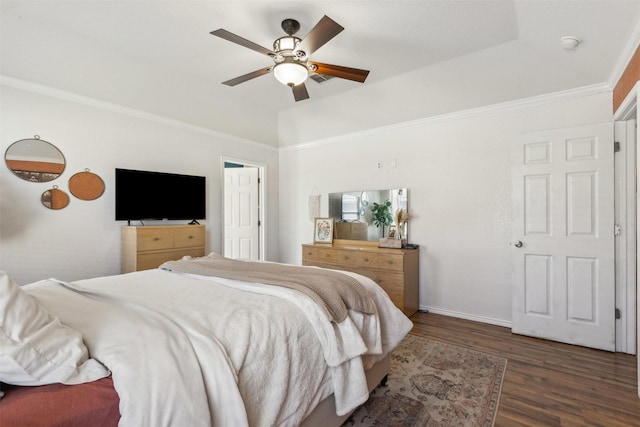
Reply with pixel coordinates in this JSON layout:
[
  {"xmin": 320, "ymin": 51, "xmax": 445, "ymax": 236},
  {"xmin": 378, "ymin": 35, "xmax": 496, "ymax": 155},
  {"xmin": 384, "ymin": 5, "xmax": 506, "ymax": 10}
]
[
  {"xmin": 0, "ymin": 80, "xmax": 615, "ymax": 326},
  {"xmin": 279, "ymin": 88, "xmax": 613, "ymax": 325},
  {"xmin": 0, "ymin": 85, "xmax": 280, "ymax": 285}
]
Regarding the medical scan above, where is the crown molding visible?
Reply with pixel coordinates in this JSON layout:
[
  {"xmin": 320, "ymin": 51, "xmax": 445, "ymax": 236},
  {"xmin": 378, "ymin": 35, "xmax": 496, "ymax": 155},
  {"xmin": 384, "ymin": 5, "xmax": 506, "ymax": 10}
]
[
  {"xmin": 0, "ymin": 75, "xmax": 278, "ymax": 153},
  {"xmin": 281, "ymin": 83, "xmax": 611, "ymax": 152},
  {"xmin": 0, "ymin": 74, "xmax": 611, "ymax": 154}
]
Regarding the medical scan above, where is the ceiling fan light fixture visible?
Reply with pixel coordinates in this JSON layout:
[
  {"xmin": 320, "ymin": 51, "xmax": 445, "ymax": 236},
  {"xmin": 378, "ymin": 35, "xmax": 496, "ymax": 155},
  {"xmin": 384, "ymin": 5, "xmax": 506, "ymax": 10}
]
[
  {"xmin": 274, "ymin": 36, "xmax": 299, "ymax": 52},
  {"xmin": 273, "ymin": 61, "xmax": 308, "ymax": 86},
  {"xmin": 211, "ymin": 15, "xmax": 369, "ymax": 101}
]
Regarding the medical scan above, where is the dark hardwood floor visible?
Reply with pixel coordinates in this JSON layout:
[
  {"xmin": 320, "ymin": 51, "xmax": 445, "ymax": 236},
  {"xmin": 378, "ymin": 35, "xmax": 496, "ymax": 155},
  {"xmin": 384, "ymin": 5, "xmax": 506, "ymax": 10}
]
[{"xmin": 409, "ymin": 312, "xmax": 640, "ymax": 426}]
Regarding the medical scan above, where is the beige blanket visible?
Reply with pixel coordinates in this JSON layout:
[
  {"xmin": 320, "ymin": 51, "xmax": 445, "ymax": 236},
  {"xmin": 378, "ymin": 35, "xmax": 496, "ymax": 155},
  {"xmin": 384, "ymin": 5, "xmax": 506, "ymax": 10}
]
[{"xmin": 160, "ymin": 254, "xmax": 376, "ymax": 322}]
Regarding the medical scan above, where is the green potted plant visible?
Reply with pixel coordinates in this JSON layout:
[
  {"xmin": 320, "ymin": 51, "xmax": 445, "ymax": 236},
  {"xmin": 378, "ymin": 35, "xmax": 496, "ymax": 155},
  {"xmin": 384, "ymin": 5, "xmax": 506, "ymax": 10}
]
[{"xmin": 371, "ymin": 200, "xmax": 393, "ymax": 237}]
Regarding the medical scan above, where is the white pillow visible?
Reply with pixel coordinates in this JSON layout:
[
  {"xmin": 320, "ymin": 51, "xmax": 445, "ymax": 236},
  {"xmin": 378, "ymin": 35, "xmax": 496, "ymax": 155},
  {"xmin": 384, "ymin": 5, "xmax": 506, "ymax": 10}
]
[{"xmin": 0, "ymin": 271, "xmax": 110, "ymax": 386}]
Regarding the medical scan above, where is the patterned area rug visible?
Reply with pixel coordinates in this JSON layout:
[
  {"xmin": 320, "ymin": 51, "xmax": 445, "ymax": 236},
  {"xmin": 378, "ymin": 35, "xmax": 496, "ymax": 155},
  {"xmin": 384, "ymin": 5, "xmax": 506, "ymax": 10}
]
[{"xmin": 343, "ymin": 334, "xmax": 507, "ymax": 427}]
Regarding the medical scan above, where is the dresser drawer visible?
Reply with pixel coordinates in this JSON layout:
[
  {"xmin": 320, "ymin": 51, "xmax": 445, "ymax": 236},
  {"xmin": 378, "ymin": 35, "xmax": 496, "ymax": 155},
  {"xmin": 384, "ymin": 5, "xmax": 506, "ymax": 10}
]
[
  {"xmin": 136, "ymin": 228, "xmax": 174, "ymax": 251},
  {"xmin": 377, "ymin": 253, "xmax": 404, "ymax": 272},
  {"xmin": 316, "ymin": 248, "xmax": 338, "ymax": 263},
  {"xmin": 137, "ymin": 248, "xmax": 205, "ymax": 271},
  {"xmin": 356, "ymin": 252, "xmax": 378, "ymax": 269},
  {"xmin": 174, "ymin": 227, "xmax": 205, "ymax": 248},
  {"xmin": 364, "ymin": 270, "xmax": 405, "ymax": 307},
  {"xmin": 336, "ymin": 250, "xmax": 357, "ymax": 266},
  {"xmin": 302, "ymin": 246, "xmax": 319, "ymax": 261}
]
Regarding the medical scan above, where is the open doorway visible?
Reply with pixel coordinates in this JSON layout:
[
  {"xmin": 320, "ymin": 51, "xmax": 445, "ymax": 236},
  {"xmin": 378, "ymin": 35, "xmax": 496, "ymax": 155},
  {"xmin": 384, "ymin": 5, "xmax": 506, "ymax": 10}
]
[{"xmin": 222, "ymin": 158, "xmax": 265, "ymax": 260}]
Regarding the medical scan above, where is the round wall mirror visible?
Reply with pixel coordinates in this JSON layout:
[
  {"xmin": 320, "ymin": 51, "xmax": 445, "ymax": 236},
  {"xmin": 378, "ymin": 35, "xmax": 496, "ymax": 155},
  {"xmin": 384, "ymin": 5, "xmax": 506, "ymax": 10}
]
[
  {"xmin": 41, "ymin": 186, "xmax": 70, "ymax": 210},
  {"xmin": 69, "ymin": 169, "xmax": 105, "ymax": 201},
  {"xmin": 5, "ymin": 136, "xmax": 66, "ymax": 183}
]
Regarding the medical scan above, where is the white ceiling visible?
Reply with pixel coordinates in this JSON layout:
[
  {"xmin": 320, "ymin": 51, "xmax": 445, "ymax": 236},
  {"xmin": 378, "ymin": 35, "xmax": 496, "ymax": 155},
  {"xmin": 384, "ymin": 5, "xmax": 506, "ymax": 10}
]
[{"xmin": 2, "ymin": 1, "xmax": 640, "ymax": 147}]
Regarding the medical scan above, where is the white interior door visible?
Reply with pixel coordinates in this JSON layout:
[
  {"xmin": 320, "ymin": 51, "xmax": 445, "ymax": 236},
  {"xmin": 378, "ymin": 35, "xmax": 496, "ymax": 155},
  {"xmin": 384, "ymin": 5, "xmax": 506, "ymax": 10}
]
[
  {"xmin": 224, "ymin": 167, "xmax": 259, "ymax": 260},
  {"xmin": 511, "ymin": 123, "xmax": 615, "ymax": 351}
]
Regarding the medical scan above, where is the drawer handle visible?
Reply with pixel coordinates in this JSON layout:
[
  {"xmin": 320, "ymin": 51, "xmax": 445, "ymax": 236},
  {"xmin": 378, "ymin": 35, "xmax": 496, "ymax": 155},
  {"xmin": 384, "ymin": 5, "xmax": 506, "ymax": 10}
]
[
  {"xmin": 363, "ymin": 258, "xmax": 369, "ymax": 262},
  {"xmin": 153, "ymin": 237, "xmax": 160, "ymax": 241},
  {"xmin": 188, "ymin": 235, "xmax": 194, "ymax": 239}
]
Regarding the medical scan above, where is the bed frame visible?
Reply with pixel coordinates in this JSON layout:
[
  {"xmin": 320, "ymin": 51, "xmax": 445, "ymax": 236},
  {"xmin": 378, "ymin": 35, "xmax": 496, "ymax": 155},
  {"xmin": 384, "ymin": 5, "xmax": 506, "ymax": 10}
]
[
  {"xmin": 0, "ymin": 354, "xmax": 390, "ymax": 426},
  {"xmin": 301, "ymin": 354, "xmax": 390, "ymax": 427}
]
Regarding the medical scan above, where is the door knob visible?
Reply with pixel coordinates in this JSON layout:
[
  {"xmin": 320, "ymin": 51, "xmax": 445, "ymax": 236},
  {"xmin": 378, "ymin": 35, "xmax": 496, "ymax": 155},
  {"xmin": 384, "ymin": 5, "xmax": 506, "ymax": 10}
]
[{"xmin": 514, "ymin": 241, "xmax": 523, "ymax": 248}]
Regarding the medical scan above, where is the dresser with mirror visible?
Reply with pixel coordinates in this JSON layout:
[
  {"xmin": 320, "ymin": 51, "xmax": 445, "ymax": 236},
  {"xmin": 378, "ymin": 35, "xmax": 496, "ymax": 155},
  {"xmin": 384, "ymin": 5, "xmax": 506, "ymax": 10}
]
[{"xmin": 305, "ymin": 187, "xmax": 418, "ymax": 316}]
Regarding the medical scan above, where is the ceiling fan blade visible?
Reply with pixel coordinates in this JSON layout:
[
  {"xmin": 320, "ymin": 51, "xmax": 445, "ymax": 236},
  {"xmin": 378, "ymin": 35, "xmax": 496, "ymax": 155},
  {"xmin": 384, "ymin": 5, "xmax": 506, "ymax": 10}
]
[
  {"xmin": 292, "ymin": 83, "xmax": 310, "ymax": 102},
  {"xmin": 222, "ymin": 67, "xmax": 272, "ymax": 86},
  {"xmin": 297, "ymin": 16, "xmax": 344, "ymax": 56},
  {"xmin": 210, "ymin": 29, "xmax": 275, "ymax": 56},
  {"xmin": 310, "ymin": 62, "xmax": 370, "ymax": 83}
]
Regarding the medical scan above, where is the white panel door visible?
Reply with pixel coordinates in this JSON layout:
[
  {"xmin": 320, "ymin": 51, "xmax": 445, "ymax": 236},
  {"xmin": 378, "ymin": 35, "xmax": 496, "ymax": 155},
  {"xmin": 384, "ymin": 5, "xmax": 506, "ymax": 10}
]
[
  {"xmin": 511, "ymin": 123, "xmax": 615, "ymax": 351},
  {"xmin": 224, "ymin": 167, "xmax": 259, "ymax": 260}
]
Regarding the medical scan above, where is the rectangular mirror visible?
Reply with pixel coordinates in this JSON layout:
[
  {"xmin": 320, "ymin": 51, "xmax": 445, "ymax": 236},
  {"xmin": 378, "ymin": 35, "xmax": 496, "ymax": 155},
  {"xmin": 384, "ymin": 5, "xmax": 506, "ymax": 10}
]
[{"xmin": 328, "ymin": 188, "xmax": 408, "ymax": 241}]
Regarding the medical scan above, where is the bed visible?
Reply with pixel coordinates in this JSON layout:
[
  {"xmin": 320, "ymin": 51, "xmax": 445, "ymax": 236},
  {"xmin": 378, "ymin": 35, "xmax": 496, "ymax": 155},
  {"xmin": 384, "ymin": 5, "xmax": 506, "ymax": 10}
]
[{"xmin": 0, "ymin": 253, "xmax": 412, "ymax": 426}]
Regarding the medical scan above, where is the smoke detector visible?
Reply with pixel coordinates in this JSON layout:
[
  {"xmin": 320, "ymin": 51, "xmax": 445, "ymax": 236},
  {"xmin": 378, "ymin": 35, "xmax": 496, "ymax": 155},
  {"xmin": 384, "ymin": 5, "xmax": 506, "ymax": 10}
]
[{"xmin": 560, "ymin": 36, "xmax": 581, "ymax": 50}]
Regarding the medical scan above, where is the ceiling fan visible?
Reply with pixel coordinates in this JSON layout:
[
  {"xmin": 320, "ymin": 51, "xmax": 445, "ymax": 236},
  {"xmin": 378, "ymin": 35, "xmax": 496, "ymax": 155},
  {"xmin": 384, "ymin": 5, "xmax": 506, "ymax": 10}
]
[{"xmin": 210, "ymin": 15, "xmax": 370, "ymax": 102}]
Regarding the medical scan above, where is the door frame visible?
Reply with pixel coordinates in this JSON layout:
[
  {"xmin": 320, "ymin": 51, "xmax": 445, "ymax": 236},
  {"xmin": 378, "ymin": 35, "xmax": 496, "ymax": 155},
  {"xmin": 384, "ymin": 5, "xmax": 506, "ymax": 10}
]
[
  {"xmin": 613, "ymin": 82, "xmax": 638, "ymax": 356},
  {"xmin": 220, "ymin": 156, "xmax": 266, "ymax": 261},
  {"xmin": 614, "ymin": 118, "xmax": 637, "ymax": 354}
]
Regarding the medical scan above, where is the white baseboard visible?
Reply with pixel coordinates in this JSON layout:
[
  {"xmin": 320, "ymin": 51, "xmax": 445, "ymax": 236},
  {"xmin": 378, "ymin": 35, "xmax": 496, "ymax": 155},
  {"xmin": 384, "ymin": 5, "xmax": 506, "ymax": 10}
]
[{"xmin": 421, "ymin": 305, "xmax": 512, "ymax": 329}]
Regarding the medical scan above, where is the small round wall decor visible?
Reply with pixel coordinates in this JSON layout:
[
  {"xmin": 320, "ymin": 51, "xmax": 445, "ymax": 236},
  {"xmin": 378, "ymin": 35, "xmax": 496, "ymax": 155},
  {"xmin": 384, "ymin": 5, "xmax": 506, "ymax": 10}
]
[
  {"xmin": 68, "ymin": 169, "xmax": 105, "ymax": 201},
  {"xmin": 41, "ymin": 186, "xmax": 70, "ymax": 210}
]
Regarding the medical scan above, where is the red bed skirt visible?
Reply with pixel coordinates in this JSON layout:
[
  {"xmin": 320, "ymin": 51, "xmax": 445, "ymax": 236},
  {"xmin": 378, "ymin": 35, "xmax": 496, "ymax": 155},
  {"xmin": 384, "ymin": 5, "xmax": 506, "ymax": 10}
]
[{"xmin": 0, "ymin": 376, "xmax": 120, "ymax": 426}]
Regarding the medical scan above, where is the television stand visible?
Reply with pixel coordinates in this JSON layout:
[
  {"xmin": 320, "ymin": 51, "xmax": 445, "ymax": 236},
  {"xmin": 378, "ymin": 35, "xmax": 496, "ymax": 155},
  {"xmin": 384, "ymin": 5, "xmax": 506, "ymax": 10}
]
[{"xmin": 121, "ymin": 224, "xmax": 205, "ymax": 273}]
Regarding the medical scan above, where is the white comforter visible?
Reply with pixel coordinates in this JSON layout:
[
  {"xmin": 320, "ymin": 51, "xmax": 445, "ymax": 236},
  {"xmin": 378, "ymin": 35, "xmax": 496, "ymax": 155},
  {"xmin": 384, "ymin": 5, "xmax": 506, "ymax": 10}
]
[{"xmin": 24, "ymin": 266, "xmax": 412, "ymax": 426}]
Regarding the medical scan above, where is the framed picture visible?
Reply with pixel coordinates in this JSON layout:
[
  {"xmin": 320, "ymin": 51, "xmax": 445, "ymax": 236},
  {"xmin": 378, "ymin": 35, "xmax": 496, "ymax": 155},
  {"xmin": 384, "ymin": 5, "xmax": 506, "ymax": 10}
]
[
  {"xmin": 314, "ymin": 217, "xmax": 335, "ymax": 244},
  {"xmin": 387, "ymin": 224, "xmax": 396, "ymax": 238}
]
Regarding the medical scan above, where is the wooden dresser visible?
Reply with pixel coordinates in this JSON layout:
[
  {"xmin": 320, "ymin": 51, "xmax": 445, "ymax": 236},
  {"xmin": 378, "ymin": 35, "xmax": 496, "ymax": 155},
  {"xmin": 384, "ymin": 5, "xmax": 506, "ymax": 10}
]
[
  {"xmin": 121, "ymin": 225, "xmax": 205, "ymax": 273},
  {"xmin": 301, "ymin": 240, "xmax": 419, "ymax": 316}
]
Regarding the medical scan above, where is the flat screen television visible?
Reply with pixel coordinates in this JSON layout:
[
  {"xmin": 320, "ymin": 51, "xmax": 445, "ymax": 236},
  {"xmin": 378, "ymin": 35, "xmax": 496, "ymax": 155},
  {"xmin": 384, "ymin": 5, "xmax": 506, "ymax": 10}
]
[{"xmin": 115, "ymin": 168, "xmax": 206, "ymax": 222}]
